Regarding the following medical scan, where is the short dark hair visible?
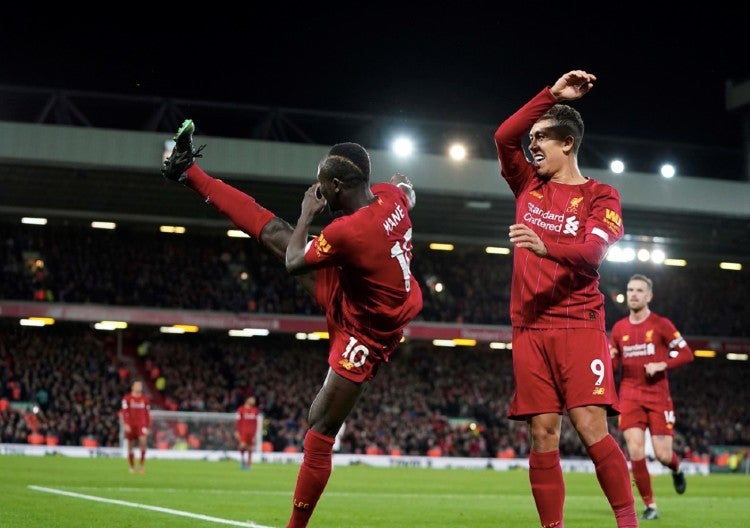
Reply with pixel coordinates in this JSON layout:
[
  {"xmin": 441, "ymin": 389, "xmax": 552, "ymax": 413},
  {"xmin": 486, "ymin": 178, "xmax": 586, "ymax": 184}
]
[
  {"xmin": 629, "ymin": 274, "xmax": 653, "ymax": 291},
  {"xmin": 540, "ymin": 104, "xmax": 584, "ymax": 154},
  {"xmin": 320, "ymin": 142, "xmax": 371, "ymax": 186}
]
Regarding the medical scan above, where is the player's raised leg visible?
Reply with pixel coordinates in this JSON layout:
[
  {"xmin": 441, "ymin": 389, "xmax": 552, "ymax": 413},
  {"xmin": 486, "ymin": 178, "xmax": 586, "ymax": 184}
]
[{"xmin": 162, "ymin": 120, "xmax": 316, "ymax": 295}]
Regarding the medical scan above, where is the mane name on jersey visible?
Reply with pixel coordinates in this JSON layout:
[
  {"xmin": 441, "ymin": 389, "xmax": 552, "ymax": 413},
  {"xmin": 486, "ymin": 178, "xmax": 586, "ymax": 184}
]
[{"xmin": 383, "ymin": 203, "xmax": 406, "ymax": 234}]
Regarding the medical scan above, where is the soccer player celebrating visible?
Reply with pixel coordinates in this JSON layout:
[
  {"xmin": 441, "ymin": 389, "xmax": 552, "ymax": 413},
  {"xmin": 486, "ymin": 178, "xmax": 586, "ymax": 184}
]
[
  {"xmin": 610, "ymin": 274, "xmax": 694, "ymax": 520},
  {"xmin": 162, "ymin": 121, "xmax": 422, "ymax": 528},
  {"xmin": 235, "ymin": 396, "xmax": 260, "ymax": 470},
  {"xmin": 121, "ymin": 380, "xmax": 151, "ymax": 474},
  {"xmin": 494, "ymin": 70, "xmax": 638, "ymax": 527}
]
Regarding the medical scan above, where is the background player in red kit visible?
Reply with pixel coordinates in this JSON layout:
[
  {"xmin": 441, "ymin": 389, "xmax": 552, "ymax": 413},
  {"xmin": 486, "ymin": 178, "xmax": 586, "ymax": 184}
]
[
  {"xmin": 494, "ymin": 70, "xmax": 637, "ymax": 527},
  {"xmin": 121, "ymin": 380, "xmax": 151, "ymax": 473},
  {"xmin": 162, "ymin": 120, "xmax": 422, "ymax": 528},
  {"xmin": 610, "ymin": 274, "xmax": 694, "ymax": 520},
  {"xmin": 235, "ymin": 396, "xmax": 260, "ymax": 470}
]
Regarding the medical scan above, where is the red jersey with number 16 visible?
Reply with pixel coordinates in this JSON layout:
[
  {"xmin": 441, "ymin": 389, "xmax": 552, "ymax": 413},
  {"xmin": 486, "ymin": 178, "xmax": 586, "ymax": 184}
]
[{"xmin": 305, "ymin": 182, "xmax": 423, "ymax": 356}]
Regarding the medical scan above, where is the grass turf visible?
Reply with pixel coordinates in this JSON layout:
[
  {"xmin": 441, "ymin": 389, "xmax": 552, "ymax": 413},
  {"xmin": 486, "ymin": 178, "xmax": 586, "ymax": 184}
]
[{"xmin": 1, "ymin": 455, "xmax": 748, "ymax": 527}]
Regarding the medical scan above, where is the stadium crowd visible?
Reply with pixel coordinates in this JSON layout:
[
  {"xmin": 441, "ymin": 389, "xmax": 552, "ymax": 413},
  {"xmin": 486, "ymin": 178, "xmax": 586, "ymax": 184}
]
[
  {"xmin": 1, "ymin": 321, "xmax": 748, "ymax": 461},
  {"xmin": 1, "ymin": 221, "xmax": 748, "ymax": 336},
  {"xmin": 1, "ymin": 220, "xmax": 748, "ymax": 459}
]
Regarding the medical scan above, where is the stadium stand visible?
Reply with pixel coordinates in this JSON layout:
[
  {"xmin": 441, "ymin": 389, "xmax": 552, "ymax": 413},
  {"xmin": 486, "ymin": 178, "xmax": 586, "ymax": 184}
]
[{"xmin": 1, "ymin": 88, "xmax": 748, "ymax": 463}]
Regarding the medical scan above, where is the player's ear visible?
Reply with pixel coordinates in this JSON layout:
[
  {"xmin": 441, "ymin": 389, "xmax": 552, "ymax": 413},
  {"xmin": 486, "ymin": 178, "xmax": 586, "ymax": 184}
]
[{"xmin": 562, "ymin": 134, "xmax": 575, "ymax": 154}]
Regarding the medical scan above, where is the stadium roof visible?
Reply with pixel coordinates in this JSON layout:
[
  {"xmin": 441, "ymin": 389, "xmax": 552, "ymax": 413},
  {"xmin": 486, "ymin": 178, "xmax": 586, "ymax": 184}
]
[{"xmin": 0, "ymin": 87, "xmax": 748, "ymax": 264}]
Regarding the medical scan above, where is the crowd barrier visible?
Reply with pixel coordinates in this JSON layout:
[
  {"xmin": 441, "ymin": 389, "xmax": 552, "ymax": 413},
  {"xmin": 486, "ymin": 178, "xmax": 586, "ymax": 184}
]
[{"xmin": 0, "ymin": 443, "xmax": 710, "ymax": 475}]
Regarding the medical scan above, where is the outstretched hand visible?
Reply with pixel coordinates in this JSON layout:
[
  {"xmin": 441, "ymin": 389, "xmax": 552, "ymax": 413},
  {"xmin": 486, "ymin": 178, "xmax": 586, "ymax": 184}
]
[
  {"xmin": 391, "ymin": 173, "xmax": 416, "ymax": 209},
  {"xmin": 390, "ymin": 172, "xmax": 411, "ymax": 187},
  {"xmin": 550, "ymin": 70, "xmax": 596, "ymax": 102}
]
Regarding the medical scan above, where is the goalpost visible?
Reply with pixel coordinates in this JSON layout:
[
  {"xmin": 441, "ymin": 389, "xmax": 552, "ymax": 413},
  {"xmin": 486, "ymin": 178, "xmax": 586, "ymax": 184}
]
[{"xmin": 120, "ymin": 410, "xmax": 264, "ymax": 459}]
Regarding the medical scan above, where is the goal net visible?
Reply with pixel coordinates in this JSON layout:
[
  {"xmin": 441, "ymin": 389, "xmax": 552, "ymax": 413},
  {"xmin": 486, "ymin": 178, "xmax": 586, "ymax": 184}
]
[{"xmin": 121, "ymin": 410, "xmax": 264, "ymax": 456}]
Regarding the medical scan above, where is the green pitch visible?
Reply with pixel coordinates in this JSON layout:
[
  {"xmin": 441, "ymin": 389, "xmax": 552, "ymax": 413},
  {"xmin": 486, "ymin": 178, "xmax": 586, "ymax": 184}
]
[{"xmin": 0, "ymin": 456, "xmax": 748, "ymax": 527}]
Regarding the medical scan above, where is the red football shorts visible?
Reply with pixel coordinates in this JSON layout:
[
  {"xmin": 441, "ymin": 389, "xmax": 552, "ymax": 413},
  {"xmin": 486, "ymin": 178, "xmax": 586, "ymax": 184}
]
[
  {"xmin": 325, "ymin": 322, "xmax": 382, "ymax": 383},
  {"xmin": 617, "ymin": 398, "xmax": 676, "ymax": 436},
  {"xmin": 314, "ymin": 267, "xmax": 392, "ymax": 383},
  {"xmin": 237, "ymin": 431, "xmax": 257, "ymax": 445},
  {"xmin": 313, "ymin": 266, "xmax": 341, "ymax": 311},
  {"xmin": 508, "ymin": 327, "xmax": 620, "ymax": 420},
  {"xmin": 124, "ymin": 425, "xmax": 148, "ymax": 441}
]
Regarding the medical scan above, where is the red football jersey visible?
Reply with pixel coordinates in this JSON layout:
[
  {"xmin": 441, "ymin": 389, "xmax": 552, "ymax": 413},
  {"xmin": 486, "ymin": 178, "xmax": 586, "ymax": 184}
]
[
  {"xmin": 610, "ymin": 311, "xmax": 694, "ymax": 404},
  {"xmin": 235, "ymin": 405, "xmax": 259, "ymax": 435},
  {"xmin": 121, "ymin": 393, "xmax": 151, "ymax": 428},
  {"xmin": 495, "ymin": 88, "xmax": 624, "ymax": 330},
  {"xmin": 304, "ymin": 182, "xmax": 423, "ymax": 351}
]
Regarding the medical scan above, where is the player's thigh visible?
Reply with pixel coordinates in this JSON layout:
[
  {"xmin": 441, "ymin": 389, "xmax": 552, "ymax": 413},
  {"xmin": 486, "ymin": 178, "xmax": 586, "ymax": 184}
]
[
  {"xmin": 308, "ymin": 368, "xmax": 366, "ymax": 436},
  {"xmin": 646, "ymin": 401, "xmax": 676, "ymax": 436},
  {"xmin": 259, "ymin": 218, "xmax": 316, "ymax": 295},
  {"xmin": 622, "ymin": 427, "xmax": 647, "ymax": 457},
  {"xmin": 556, "ymin": 328, "xmax": 618, "ymax": 410},
  {"xmin": 617, "ymin": 399, "xmax": 648, "ymax": 431},
  {"xmin": 259, "ymin": 217, "xmax": 293, "ymax": 263}
]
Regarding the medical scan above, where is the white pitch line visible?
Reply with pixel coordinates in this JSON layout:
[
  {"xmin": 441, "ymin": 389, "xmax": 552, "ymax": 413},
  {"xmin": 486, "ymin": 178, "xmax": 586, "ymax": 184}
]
[
  {"xmin": 68, "ymin": 486, "xmax": 507, "ymax": 500},
  {"xmin": 28, "ymin": 485, "xmax": 276, "ymax": 528}
]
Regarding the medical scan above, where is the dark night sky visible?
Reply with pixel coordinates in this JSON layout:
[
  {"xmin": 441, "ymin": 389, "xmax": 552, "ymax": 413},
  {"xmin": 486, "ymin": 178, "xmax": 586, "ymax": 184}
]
[{"xmin": 2, "ymin": 3, "xmax": 748, "ymax": 150}]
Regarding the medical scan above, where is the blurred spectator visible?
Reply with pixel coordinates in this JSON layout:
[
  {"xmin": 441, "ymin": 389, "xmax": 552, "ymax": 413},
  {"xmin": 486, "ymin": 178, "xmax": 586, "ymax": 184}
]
[
  {"xmin": 3, "ymin": 321, "xmax": 747, "ymax": 458},
  {"xmin": 1, "ymin": 220, "xmax": 748, "ymax": 456},
  {"xmin": 1, "ymin": 221, "xmax": 747, "ymax": 336}
]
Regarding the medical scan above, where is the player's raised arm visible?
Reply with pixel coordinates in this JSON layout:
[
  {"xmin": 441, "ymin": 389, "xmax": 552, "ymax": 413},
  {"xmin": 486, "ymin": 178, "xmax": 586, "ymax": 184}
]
[
  {"xmin": 390, "ymin": 173, "xmax": 416, "ymax": 210},
  {"xmin": 549, "ymin": 70, "xmax": 597, "ymax": 102}
]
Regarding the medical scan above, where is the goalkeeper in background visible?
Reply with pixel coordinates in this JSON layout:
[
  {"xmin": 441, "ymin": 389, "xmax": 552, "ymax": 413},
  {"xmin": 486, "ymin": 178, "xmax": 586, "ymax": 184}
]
[{"xmin": 235, "ymin": 396, "xmax": 260, "ymax": 470}]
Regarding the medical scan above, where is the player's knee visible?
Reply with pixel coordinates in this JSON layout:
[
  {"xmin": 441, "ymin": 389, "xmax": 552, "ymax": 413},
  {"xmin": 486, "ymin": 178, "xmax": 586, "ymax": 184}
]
[
  {"xmin": 260, "ymin": 218, "xmax": 293, "ymax": 255},
  {"xmin": 654, "ymin": 447, "xmax": 671, "ymax": 464},
  {"xmin": 628, "ymin": 445, "xmax": 646, "ymax": 460},
  {"xmin": 307, "ymin": 412, "xmax": 343, "ymax": 438},
  {"xmin": 530, "ymin": 425, "xmax": 560, "ymax": 448}
]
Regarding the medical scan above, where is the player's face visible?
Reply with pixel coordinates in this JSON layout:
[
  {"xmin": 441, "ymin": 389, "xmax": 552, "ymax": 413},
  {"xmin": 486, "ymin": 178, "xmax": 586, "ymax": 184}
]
[
  {"xmin": 626, "ymin": 279, "xmax": 652, "ymax": 311},
  {"xmin": 529, "ymin": 119, "xmax": 569, "ymax": 178},
  {"xmin": 132, "ymin": 381, "xmax": 142, "ymax": 395}
]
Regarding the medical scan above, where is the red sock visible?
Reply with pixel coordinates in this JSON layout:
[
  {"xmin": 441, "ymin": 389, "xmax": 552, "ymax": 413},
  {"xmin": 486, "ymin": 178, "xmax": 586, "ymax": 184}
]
[
  {"xmin": 186, "ymin": 164, "xmax": 276, "ymax": 239},
  {"xmin": 240, "ymin": 449, "xmax": 246, "ymax": 464},
  {"xmin": 140, "ymin": 449, "xmax": 146, "ymax": 465},
  {"xmin": 287, "ymin": 430, "xmax": 335, "ymax": 528},
  {"xmin": 631, "ymin": 458, "xmax": 654, "ymax": 506},
  {"xmin": 587, "ymin": 436, "xmax": 638, "ymax": 527},
  {"xmin": 128, "ymin": 452, "xmax": 134, "ymax": 468},
  {"xmin": 667, "ymin": 451, "xmax": 680, "ymax": 472},
  {"xmin": 529, "ymin": 450, "xmax": 565, "ymax": 528}
]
